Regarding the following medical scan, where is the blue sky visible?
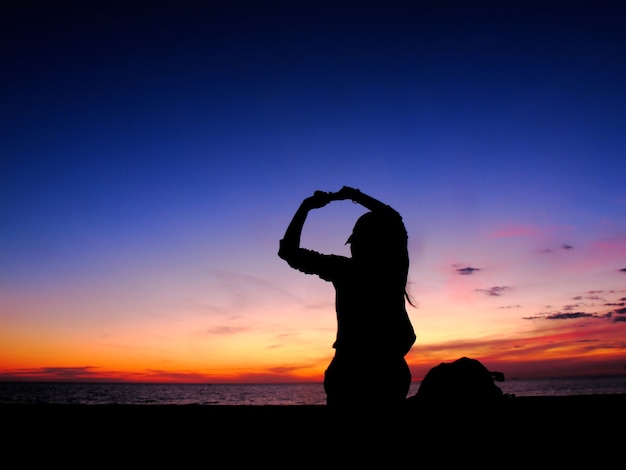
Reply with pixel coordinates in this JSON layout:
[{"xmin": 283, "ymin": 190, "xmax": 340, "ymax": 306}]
[{"xmin": 2, "ymin": 1, "xmax": 625, "ymax": 382}]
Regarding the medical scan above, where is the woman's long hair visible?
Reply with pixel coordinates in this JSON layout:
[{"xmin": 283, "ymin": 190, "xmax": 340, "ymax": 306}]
[{"xmin": 347, "ymin": 211, "xmax": 415, "ymax": 307}]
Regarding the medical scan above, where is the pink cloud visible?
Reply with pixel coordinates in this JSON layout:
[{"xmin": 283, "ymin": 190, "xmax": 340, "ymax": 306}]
[
  {"xmin": 491, "ymin": 223, "xmax": 542, "ymax": 238},
  {"xmin": 591, "ymin": 236, "xmax": 626, "ymax": 260},
  {"xmin": 490, "ymin": 222, "xmax": 574, "ymax": 241}
]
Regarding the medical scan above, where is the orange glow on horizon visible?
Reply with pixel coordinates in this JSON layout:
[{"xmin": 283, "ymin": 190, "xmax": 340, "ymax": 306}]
[{"xmin": 3, "ymin": 323, "xmax": 625, "ymax": 384}]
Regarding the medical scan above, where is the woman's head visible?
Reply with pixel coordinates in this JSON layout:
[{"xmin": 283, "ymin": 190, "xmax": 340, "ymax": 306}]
[
  {"xmin": 346, "ymin": 210, "xmax": 415, "ymax": 306},
  {"xmin": 346, "ymin": 211, "xmax": 408, "ymax": 262},
  {"xmin": 347, "ymin": 210, "xmax": 414, "ymax": 306}
]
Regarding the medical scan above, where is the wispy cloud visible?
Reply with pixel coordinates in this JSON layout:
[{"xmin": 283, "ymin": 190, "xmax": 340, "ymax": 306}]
[
  {"xmin": 0, "ymin": 365, "xmax": 322, "ymax": 384},
  {"xmin": 0, "ymin": 366, "xmax": 105, "ymax": 381},
  {"xmin": 206, "ymin": 325, "xmax": 250, "ymax": 336},
  {"xmin": 407, "ymin": 319, "xmax": 626, "ymax": 379},
  {"xmin": 524, "ymin": 289, "xmax": 626, "ymax": 323},
  {"xmin": 205, "ymin": 269, "xmax": 304, "ymax": 314},
  {"xmin": 544, "ymin": 312, "xmax": 595, "ymax": 320},
  {"xmin": 456, "ymin": 266, "xmax": 480, "ymax": 275},
  {"xmin": 539, "ymin": 243, "xmax": 574, "ymax": 254},
  {"xmin": 476, "ymin": 286, "xmax": 511, "ymax": 296},
  {"xmin": 492, "ymin": 223, "xmax": 541, "ymax": 238}
]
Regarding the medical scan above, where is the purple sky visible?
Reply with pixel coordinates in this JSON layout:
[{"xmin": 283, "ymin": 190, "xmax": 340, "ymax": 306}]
[{"xmin": 2, "ymin": 1, "xmax": 625, "ymax": 383}]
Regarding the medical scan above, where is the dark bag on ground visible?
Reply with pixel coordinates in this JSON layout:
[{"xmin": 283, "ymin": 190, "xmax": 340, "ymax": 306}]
[{"xmin": 413, "ymin": 356, "xmax": 505, "ymax": 401}]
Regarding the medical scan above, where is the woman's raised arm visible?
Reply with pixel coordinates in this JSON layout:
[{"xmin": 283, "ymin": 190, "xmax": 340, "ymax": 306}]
[
  {"xmin": 278, "ymin": 191, "xmax": 333, "ymax": 260},
  {"xmin": 333, "ymin": 186, "xmax": 400, "ymax": 216}
]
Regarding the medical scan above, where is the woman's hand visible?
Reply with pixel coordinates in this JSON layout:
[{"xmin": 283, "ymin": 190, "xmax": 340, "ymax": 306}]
[
  {"xmin": 301, "ymin": 187, "xmax": 362, "ymax": 210},
  {"xmin": 302, "ymin": 190, "xmax": 333, "ymax": 209},
  {"xmin": 333, "ymin": 186, "xmax": 359, "ymax": 201}
]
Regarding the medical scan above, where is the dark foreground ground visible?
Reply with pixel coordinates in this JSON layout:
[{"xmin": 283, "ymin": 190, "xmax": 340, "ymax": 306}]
[{"xmin": 4, "ymin": 395, "xmax": 625, "ymax": 464}]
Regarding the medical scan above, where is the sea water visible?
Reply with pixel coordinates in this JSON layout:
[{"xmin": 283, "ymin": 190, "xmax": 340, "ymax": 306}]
[{"xmin": 1, "ymin": 375, "xmax": 625, "ymax": 405}]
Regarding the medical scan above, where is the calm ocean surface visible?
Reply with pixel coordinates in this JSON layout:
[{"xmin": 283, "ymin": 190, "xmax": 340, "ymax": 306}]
[{"xmin": 2, "ymin": 375, "xmax": 625, "ymax": 405}]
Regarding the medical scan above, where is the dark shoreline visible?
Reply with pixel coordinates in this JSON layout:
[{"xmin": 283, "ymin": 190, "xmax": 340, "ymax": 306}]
[
  {"xmin": 5, "ymin": 394, "xmax": 626, "ymax": 429},
  {"xmin": 5, "ymin": 395, "xmax": 624, "ymax": 462}
]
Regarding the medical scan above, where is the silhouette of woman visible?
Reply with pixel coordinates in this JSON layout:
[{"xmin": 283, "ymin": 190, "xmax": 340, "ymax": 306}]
[{"xmin": 279, "ymin": 186, "xmax": 416, "ymax": 408}]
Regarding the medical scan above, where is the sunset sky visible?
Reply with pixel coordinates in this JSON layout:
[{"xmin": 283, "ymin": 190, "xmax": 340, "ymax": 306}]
[{"xmin": 2, "ymin": 0, "xmax": 626, "ymax": 384}]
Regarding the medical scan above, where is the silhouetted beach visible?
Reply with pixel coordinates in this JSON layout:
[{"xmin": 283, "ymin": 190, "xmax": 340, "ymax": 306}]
[{"xmin": 4, "ymin": 395, "xmax": 624, "ymax": 463}]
